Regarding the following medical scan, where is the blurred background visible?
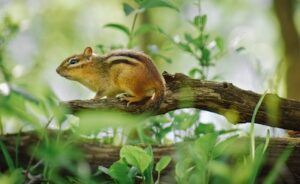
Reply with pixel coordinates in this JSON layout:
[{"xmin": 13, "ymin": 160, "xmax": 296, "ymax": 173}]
[{"xmin": 0, "ymin": 0, "xmax": 299, "ymax": 136}]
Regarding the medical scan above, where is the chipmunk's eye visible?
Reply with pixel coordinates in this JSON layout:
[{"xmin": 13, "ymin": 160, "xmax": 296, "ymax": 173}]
[{"xmin": 69, "ymin": 59, "xmax": 79, "ymax": 65}]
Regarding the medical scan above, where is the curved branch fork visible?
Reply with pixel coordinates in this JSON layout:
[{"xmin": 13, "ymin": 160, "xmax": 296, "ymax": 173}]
[{"xmin": 63, "ymin": 72, "xmax": 300, "ymax": 131}]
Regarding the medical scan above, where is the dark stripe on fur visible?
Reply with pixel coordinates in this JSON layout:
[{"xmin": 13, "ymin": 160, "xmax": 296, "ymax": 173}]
[
  {"xmin": 109, "ymin": 59, "xmax": 137, "ymax": 66},
  {"xmin": 105, "ymin": 51, "xmax": 147, "ymax": 63}
]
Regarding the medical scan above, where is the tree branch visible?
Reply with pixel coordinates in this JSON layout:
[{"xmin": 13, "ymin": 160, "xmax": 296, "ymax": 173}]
[{"xmin": 63, "ymin": 72, "xmax": 300, "ymax": 131}]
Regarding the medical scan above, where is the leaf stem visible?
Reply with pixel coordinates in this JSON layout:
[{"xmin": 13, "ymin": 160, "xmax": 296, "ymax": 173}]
[
  {"xmin": 0, "ymin": 114, "xmax": 3, "ymax": 135},
  {"xmin": 198, "ymin": 0, "xmax": 202, "ymax": 16},
  {"xmin": 128, "ymin": 13, "xmax": 139, "ymax": 48},
  {"xmin": 250, "ymin": 91, "xmax": 267, "ymax": 160},
  {"xmin": 0, "ymin": 53, "xmax": 11, "ymax": 82},
  {"xmin": 156, "ymin": 171, "xmax": 161, "ymax": 184}
]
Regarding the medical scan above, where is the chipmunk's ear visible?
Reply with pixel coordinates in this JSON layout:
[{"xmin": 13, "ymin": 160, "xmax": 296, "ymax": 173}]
[{"xmin": 83, "ymin": 47, "xmax": 93, "ymax": 57}]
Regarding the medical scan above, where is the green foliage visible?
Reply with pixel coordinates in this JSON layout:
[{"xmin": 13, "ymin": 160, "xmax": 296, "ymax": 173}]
[
  {"xmin": 143, "ymin": 146, "xmax": 155, "ymax": 184},
  {"xmin": 123, "ymin": 3, "xmax": 135, "ymax": 16},
  {"xmin": 173, "ymin": 111, "xmax": 199, "ymax": 131},
  {"xmin": 104, "ymin": 0, "xmax": 178, "ymax": 49},
  {"xmin": 193, "ymin": 15, "xmax": 207, "ymax": 32},
  {"xmin": 175, "ymin": 133, "xmax": 218, "ymax": 184},
  {"xmin": 264, "ymin": 145, "xmax": 293, "ymax": 184},
  {"xmin": 123, "ymin": 0, "xmax": 179, "ymax": 16},
  {"xmin": 158, "ymin": 5, "xmax": 224, "ymax": 80},
  {"xmin": 195, "ymin": 123, "xmax": 215, "ymax": 135},
  {"xmin": 104, "ymin": 23, "xmax": 130, "ymax": 36},
  {"xmin": 104, "ymin": 145, "xmax": 170, "ymax": 184},
  {"xmin": 137, "ymin": 0, "xmax": 179, "ymax": 12},
  {"xmin": 174, "ymin": 133, "xmax": 271, "ymax": 184},
  {"xmin": 250, "ymin": 92, "xmax": 268, "ymax": 160},
  {"xmin": 77, "ymin": 110, "xmax": 141, "ymax": 135},
  {"xmin": 155, "ymin": 156, "xmax": 171, "ymax": 184},
  {"xmin": 109, "ymin": 160, "xmax": 134, "ymax": 184},
  {"xmin": 155, "ymin": 156, "xmax": 171, "ymax": 173},
  {"xmin": 0, "ymin": 16, "xmax": 19, "ymax": 82},
  {"xmin": 147, "ymin": 115, "xmax": 172, "ymax": 144},
  {"xmin": 134, "ymin": 24, "xmax": 157, "ymax": 37},
  {"xmin": 120, "ymin": 145, "xmax": 152, "ymax": 173},
  {"xmin": 0, "ymin": 169, "xmax": 24, "ymax": 184},
  {"xmin": 0, "ymin": 140, "xmax": 15, "ymax": 171}
]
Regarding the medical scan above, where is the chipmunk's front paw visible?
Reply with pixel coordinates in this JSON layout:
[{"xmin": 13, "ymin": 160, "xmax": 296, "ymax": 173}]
[
  {"xmin": 117, "ymin": 93, "xmax": 129, "ymax": 100},
  {"xmin": 117, "ymin": 94, "xmax": 144, "ymax": 107},
  {"xmin": 116, "ymin": 93, "xmax": 130, "ymax": 106}
]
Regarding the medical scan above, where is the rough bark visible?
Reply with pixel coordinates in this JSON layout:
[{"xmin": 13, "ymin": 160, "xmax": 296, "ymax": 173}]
[
  {"xmin": 0, "ymin": 131, "xmax": 299, "ymax": 183},
  {"xmin": 63, "ymin": 72, "xmax": 300, "ymax": 131}
]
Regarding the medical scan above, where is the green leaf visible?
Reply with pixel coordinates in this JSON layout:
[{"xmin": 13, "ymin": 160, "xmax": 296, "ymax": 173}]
[
  {"xmin": 96, "ymin": 44, "xmax": 106, "ymax": 54},
  {"xmin": 193, "ymin": 133, "xmax": 218, "ymax": 163},
  {"xmin": 78, "ymin": 110, "xmax": 139, "ymax": 134},
  {"xmin": 184, "ymin": 33, "xmax": 194, "ymax": 43},
  {"xmin": 155, "ymin": 156, "xmax": 171, "ymax": 172},
  {"xmin": 201, "ymin": 48, "xmax": 211, "ymax": 65},
  {"xmin": 236, "ymin": 47, "xmax": 246, "ymax": 52},
  {"xmin": 264, "ymin": 145, "xmax": 293, "ymax": 184},
  {"xmin": 248, "ymin": 144, "xmax": 266, "ymax": 184},
  {"xmin": 134, "ymin": 24, "xmax": 156, "ymax": 36},
  {"xmin": 212, "ymin": 135, "xmax": 242, "ymax": 159},
  {"xmin": 10, "ymin": 86, "xmax": 39, "ymax": 104},
  {"xmin": 250, "ymin": 92, "xmax": 268, "ymax": 160},
  {"xmin": 15, "ymin": 131, "xmax": 21, "ymax": 167},
  {"xmin": 128, "ymin": 167, "xmax": 139, "ymax": 179},
  {"xmin": 175, "ymin": 157, "xmax": 194, "ymax": 182},
  {"xmin": 108, "ymin": 160, "xmax": 134, "ymax": 184},
  {"xmin": 36, "ymin": 140, "xmax": 82, "ymax": 168},
  {"xmin": 173, "ymin": 112, "xmax": 197, "ymax": 130},
  {"xmin": 123, "ymin": 3, "xmax": 135, "ymax": 16},
  {"xmin": 0, "ymin": 140, "xmax": 15, "ymax": 171},
  {"xmin": 120, "ymin": 145, "xmax": 152, "ymax": 173},
  {"xmin": 215, "ymin": 37, "xmax": 224, "ymax": 51},
  {"xmin": 7, "ymin": 92, "xmax": 26, "ymax": 112},
  {"xmin": 0, "ymin": 93, "xmax": 40, "ymax": 127},
  {"xmin": 179, "ymin": 118, "xmax": 196, "ymax": 130},
  {"xmin": 134, "ymin": 0, "xmax": 145, "ymax": 5},
  {"xmin": 103, "ymin": 23, "xmax": 130, "ymax": 36},
  {"xmin": 178, "ymin": 43, "xmax": 192, "ymax": 53},
  {"xmin": 189, "ymin": 68, "xmax": 204, "ymax": 78},
  {"xmin": 144, "ymin": 146, "xmax": 154, "ymax": 184},
  {"xmin": 97, "ymin": 166, "xmax": 109, "ymax": 175},
  {"xmin": 149, "ymin": 115, "xmax": 170, "ymax": 124},
  {"xmin": 155, "ymin": 54, "xmax": 172, "ymax": 64},
  {"xmin": 195, "ymin": 34, "xmax": 209, "ymax": 47},
  {"xmin": 208, "ymin": 160, "xmax": 231, "ymax": 179},
  {"xmin": 0, "ymin": 169, "xmax": 24, "ymax": 184},
  {"xmin": 194, "ymin": 15, "xmax": 207, "ymax": 31},
  {"xmin": 194, "ymin": 123, "xmax": 215, "ymax": 135},
  {"xmin": 139, "ymin": 0, "xmax": 179, "ymax": 12}
]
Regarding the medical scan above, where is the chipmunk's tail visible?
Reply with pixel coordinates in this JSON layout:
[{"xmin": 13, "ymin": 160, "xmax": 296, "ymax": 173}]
[{"xmin": 142, "ymin": 83, "xmax": 165, "ymax": 113}]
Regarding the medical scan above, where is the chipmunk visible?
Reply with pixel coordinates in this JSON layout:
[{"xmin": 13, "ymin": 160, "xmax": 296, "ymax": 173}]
[{"xmin": 56, "ymin": 47, "xmax": 165, "ymax": 111}]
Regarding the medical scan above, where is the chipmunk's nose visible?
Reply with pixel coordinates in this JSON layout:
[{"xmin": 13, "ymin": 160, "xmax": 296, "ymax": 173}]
[{"xmin": 56, "ymin": 67, "xmax": 61, "ymax": 74}]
